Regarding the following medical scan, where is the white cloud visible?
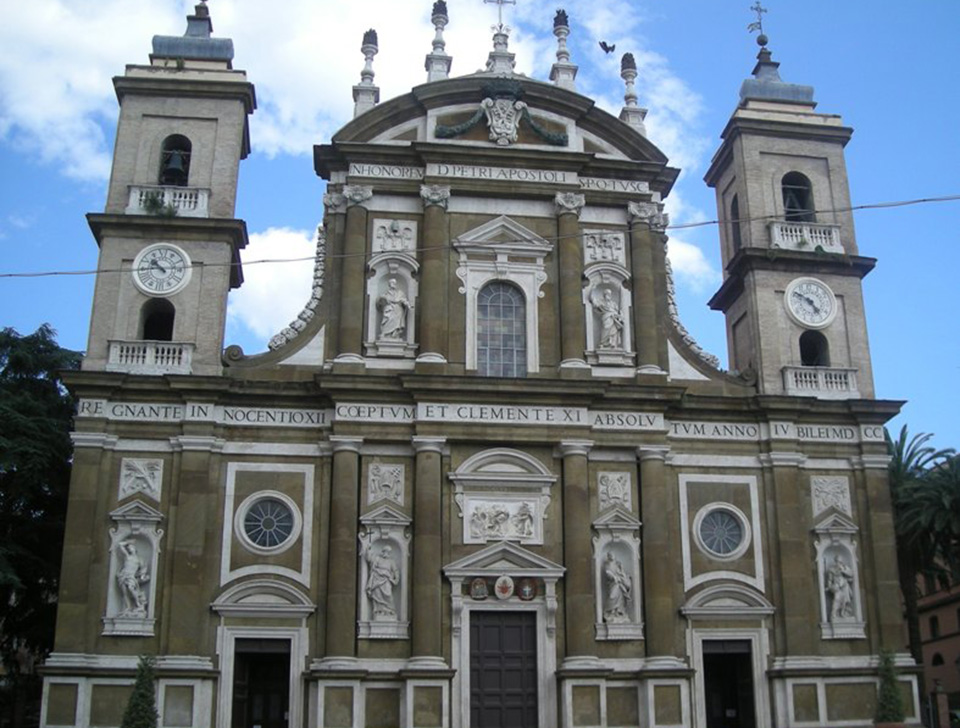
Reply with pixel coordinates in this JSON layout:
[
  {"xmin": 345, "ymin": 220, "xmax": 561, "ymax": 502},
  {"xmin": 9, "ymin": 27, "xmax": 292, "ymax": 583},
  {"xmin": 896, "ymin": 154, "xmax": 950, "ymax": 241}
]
[
  {"xmin": 227, "ymin": 226, "xmax": 316, "ymax": 342},
  {"xmin": 667, "ymin": 239, "xmax": 719, "ymax": 293}
]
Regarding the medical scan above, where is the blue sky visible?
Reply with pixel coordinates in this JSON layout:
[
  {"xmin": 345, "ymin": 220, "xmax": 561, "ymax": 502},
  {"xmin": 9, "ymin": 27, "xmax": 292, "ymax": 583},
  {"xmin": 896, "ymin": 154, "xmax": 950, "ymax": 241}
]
[{"xmin": 0, "ymin": 1, "xmax": 957, "ymax": 452}]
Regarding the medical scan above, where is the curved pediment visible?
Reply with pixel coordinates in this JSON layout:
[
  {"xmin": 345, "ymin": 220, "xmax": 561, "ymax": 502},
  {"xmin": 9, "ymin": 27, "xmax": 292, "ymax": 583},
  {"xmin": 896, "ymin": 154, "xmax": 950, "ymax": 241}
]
[
  {"xmin": 317, "ymin": 75, "xmax": 672, "ymax": 176},
  {"xmin": 681, "ymin": 584, "xmax": 776, "ymax": 620},
  {"xmin": 212, "ymin": 578, "xmax": 316, "ymax": 618}
]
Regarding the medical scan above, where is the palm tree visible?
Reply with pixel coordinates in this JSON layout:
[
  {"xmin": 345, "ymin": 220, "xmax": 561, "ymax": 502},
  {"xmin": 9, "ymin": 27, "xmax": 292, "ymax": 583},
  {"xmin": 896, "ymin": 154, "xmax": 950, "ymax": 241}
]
[{"xmin": 886, "ymin": 426, "xmax": 955, "ymax": 669}]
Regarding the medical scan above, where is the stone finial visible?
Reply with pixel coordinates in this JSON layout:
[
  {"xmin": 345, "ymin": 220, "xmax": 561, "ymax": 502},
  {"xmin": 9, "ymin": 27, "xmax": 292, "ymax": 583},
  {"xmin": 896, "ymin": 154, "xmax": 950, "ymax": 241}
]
[
  {"xmin": 353, "ymin": 29, "xmax": 381, "ymax": 117},
  {"xmin": 425, "ymin": 0, "xmax": 453, "ymax": 82},
  {"xmin": 618, "ymin": 52, "xmax": 647, "ymax": 136},
  {"xmin": 549, "ymin": 8, "xmax": 578, "ymax": 91},
  {"xmin": 486, "ymin": 25, "xmax": 516, "ymax": 74}
]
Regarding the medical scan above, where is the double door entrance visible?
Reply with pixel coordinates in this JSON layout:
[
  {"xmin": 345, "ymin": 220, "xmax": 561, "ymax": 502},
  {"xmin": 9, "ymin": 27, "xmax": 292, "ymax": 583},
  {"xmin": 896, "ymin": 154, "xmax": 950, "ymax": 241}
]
[
  {"xmin": 469, "ymin": 611, "xmax": 538, "ymax": 728},
  {"xmin": 231, "ymin": 639, "xmax": 290, "ymax": 728}
]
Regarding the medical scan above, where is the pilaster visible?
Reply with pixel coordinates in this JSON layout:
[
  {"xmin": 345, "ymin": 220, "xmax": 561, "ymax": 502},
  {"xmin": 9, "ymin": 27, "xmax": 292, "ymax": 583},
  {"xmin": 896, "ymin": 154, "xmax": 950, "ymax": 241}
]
[
  {"xmin": 628, "ymin": 202, "xmax": 668, "ymax": 374},
  {"xmin": 336, "ymin": 186, "xmax": 372, "ymax": 362},
  {"xmin": 417, "ymin": 186, "xmax": 451, "ymax": 366},
  {"xmin": 559, "ymin": 440, "xmax": 594, "ymax": 658},
  {"xmin": 411, "ymin": 437, "xmax": 447, "ymax": 662},
  {"xmin": 556, "ymin": 194, "xmax": 588, "ymax": 371},
  {"xmin": 325, "ymin": 437, "xmax": 363, "ymax": 657}
]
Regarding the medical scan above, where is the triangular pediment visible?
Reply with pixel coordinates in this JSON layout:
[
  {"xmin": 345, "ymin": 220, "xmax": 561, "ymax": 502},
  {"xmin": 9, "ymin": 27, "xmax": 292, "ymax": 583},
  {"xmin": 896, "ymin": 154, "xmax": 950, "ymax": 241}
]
[
  {"xmin": 592, "ymin": 505, "xmax": 641, "ymax": 529},
  {"xmin": 813, "ymin": 511, "xmax": 858, "ymax": 535},
  {"xmin": 360, "ymin": 503, "xmax": 411, "ymax": 526},
  {"xmin": 444, "ymin": 540, "xmax": 564, "ymax": 579},
  {"xmin": 454, "ymin": 216, "xmax": 552, "ymax": 256},
  {"xmin": 109, "ymin": 499, "xmax": 164, "ymax": 523}
]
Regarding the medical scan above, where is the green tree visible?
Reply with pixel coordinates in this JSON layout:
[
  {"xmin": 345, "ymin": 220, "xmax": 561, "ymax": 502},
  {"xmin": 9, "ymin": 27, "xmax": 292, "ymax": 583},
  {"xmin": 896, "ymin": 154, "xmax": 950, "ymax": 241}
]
[
  {"xmin": 875, "ymin": 649, "xmax": 906, "ymax": 724},
  {"xmin": 0, "ymin": 325, "xmax": 81, "ymax": 728},
  {"xmin": 120, "ymin": 656, "xmax": 158, "ymax": 728},
  {"xmin": 886, "ymin": 427, "xmax": 955, "ymax": 671}
]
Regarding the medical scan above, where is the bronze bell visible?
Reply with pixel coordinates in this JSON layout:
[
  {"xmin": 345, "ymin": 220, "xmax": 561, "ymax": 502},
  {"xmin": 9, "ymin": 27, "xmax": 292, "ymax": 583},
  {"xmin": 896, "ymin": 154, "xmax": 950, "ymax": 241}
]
[{"xmin": 160, "ymin": 150, "xmax": 188, "ymax": 186}]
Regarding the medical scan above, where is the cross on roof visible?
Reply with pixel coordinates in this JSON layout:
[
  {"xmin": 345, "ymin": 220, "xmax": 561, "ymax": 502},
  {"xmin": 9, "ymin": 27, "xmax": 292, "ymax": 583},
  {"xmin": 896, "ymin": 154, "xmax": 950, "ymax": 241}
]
[
  {"xmin": 747, "ymin": 1, "xmax": 767, "ymax": 36},
  {"xmin": 484, "ymin": 0, "xmax": 517, "ymax": 30}
]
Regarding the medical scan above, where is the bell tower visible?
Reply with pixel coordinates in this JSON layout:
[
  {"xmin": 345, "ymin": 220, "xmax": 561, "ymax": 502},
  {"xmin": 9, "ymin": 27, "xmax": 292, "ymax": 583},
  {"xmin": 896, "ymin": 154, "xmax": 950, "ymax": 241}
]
[
  {"xmin": 83, "ymin": 1, "xmax": 256, "ymax": 376},
  {"xmin": 705, "ymin": 33, "xmax": 876, "ymax": 399}
]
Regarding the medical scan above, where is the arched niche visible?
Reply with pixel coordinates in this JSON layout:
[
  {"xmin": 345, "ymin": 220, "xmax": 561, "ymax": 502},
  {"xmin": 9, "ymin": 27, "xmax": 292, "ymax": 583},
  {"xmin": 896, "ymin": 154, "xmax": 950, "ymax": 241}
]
[{"xmin": 364, "ymin": 252, "xmax": 419, "ymax": 359}]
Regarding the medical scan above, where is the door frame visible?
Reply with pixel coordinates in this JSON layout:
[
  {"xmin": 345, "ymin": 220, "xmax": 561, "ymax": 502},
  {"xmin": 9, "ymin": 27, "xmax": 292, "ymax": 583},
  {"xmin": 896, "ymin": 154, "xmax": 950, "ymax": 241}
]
[
  {"xmin": 216, "ymin": 626, "xmax": 308, "ymax": 728},
  {"xmin": 455, "ymin": 600, "xmax": 556, "ymax": 728},
  {"xmin": 690, "ymin": 628, "xmax": 769, "ymax": 728}
]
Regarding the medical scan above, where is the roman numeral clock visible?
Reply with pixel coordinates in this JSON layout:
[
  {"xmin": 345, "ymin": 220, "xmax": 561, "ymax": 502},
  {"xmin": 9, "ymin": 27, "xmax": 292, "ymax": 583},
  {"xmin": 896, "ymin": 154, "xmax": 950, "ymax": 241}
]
[{"xmin": 132, "ymin": 243, "xmax": 192, "ymax": 296}]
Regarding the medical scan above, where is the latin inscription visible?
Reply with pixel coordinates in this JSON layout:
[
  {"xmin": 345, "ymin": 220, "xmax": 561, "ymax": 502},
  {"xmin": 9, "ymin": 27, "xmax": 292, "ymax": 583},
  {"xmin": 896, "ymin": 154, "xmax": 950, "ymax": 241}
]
[
  {"xmin": 580, "ymin": 177, "xmax": 649, "ymax": 194},
  {"xmin": 427, "ymin": 163, "xmax": 575, "ymax": 185},
  {"xmin": 336, "ymin": 403, "xmax": 417, "ymax": 423},
  {"xmin": 349, "ymin": 163, "xmax": 425, "ymax": 180},
  {"xmin": 418, "ymin": 403, "xmax": 587, "ymax": 425},
  {"xmin": 77, "ymin": 399, "xmax": 329, "ymax": 427},
  {"xmin": 592, "ymin": 411, "xmax": 664, "ymax": 431}
]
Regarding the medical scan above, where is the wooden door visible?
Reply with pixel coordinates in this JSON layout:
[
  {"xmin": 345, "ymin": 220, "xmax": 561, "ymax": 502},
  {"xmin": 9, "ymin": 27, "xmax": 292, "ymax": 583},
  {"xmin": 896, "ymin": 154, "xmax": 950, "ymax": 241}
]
[{"xmin": 470, "ymin": 611, "xmax": 538, "ymax": 728}]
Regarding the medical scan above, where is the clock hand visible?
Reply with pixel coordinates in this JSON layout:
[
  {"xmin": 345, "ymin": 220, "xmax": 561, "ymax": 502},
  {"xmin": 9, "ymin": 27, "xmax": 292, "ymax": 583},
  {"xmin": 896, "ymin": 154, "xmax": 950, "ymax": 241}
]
[{"xmin": 150, "ymin": 259, "xmax": 168, "ymax": 274}]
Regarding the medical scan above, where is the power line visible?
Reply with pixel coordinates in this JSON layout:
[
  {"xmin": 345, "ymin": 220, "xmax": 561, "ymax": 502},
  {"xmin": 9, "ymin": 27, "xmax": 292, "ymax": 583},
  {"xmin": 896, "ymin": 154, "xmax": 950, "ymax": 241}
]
[{"xmin": 0, "ymin": 193, "xmax": 957, "ymax": 280}]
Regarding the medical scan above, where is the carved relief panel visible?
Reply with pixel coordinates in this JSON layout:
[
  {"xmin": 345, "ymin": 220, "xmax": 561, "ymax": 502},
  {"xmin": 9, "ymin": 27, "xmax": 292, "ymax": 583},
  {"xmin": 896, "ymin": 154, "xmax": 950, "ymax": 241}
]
[
  {"xmin": 592, "ymin": 507, "xmax": 643, "ymax": 640},
  {"xmin": 368, "ymin": 463, "xmax": 405, "ymax": 506},
  {"xmin": 583, "ymin": 230, "xmax": 626, "ymax": 267},
  {"xmin": 358, "ymin": 504, "xmax": 411, "ymax": 639},
  {"xmin": 814, "ymin": 512, "xmax": 866, "ymax": 639},
  {"xmin": 597, "ymin": 472, "xmax": 632, "ymax": 511},
  {"xmin": 102, "ymin": 500, "xmax": 164, "ymax": 637},
  {"xmin": 119, "ymin": 458, "xmax": 162, "ymax": 502},
  {"xmin": 461, "ymin": 496, "xmax": 543, "ymax": 545},
  {"xmin": 811, "ymin": 475, "xmax": 852, "ymax": 518},
  {"xmin": 372, "ymin": 218, "xmax": 417, "ymax": 254}
]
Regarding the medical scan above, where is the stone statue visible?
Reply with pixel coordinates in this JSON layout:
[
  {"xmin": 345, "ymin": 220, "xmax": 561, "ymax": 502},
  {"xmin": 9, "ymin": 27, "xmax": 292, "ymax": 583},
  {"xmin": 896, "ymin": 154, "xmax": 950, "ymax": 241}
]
[
  {"xmin": 825, "ymin": 554, "xmax": 855, "ymax": 621},
  {"xmin": 591, "ymin": 288, "xmax": 624, "ymax": 349},
  {"xmin": 366, "ymin": 545, "xmax": 399, "ymax": 619},
  {"xmin": 602, "ymin": 552, "xmax": 631, "ymax": 623},
  {"xmin": 116, "ymin": 540, "xmax": 149, "ymax": 617},
  {"xmin": 377, "ymin": 279, "xmax": 410, "ymax": 340}
]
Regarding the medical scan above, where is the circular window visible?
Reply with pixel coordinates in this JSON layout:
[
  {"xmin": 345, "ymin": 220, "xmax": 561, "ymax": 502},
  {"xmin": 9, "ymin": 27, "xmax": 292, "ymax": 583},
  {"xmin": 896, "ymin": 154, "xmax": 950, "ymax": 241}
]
[
  {"xmin": 693, "ymin": 504, "xmax": 751, "ymax": 561},
  {"xmin": 235, "ymin": 491, "xmax": 302, "ymax": 555}
]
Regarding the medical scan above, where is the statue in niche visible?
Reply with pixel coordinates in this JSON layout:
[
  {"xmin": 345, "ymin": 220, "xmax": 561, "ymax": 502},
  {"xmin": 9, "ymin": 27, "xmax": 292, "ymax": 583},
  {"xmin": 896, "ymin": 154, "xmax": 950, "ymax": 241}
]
[
  {"xmin": 366, "ymin": 544, "xmax": 399, "ymax": 620},
  {"xmin": 591, "ymin": 288, "xmax": 624, "ymax": 349},
  {"xmin": 825, "ymin": 554, "xmax": 855, "ymax": 621},
  {"xmin": 116, "ymin": 540, "xmax": 149, "ymax": 617},
  {"xmin": 377, "ymin": 278, "xmax": 410, "ymax": 340},
  {"xmin": 602, "ymin": 551, "xmax": 632, "ymax": 624}
]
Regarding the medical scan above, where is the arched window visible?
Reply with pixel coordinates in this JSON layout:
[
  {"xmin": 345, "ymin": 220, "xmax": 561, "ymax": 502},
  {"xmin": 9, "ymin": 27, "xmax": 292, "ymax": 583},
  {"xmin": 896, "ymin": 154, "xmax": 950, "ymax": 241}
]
[
  {"xmin": 140, "ymin": 298, "xmax": 176, "ymax": 341},
  {"xmin": 931, "ymin": 615, "xmax": 941, "ymax": 639},
  {"xmin": 729, "ymin": 194, "xmax": 742, "ymax": 254},
  {"xmin": 799, "ymin": 330, "xmax": 829, "ymax": 367},
  {"xmin": 782, "ymin": 172, "xmax": 815, "ymax": 222},
  {"xmin": 932, "ymin": 653, "xmax": 945, "ymax": 666},
  {"xmin": 477, "ymin": 282, "xmax": 526, "ymax": 377},
  {"xmin": 159, "ymin": 135, "xmax": 192, "ymax": 187}
]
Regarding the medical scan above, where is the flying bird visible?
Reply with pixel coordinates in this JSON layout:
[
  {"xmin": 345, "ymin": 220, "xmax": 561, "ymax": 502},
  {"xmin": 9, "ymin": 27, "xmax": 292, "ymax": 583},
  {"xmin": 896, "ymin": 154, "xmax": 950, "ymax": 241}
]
[{"xmin": 599, "ymin": 41, "xmax": 616, "ymax": 54}]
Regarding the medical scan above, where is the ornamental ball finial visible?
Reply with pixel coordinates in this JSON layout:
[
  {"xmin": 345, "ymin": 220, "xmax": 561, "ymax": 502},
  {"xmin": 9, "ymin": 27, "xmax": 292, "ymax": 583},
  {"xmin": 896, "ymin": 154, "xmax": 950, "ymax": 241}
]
[{"xmin": 757, "ymin": 33, "xmax": 768, "ymax": 47}]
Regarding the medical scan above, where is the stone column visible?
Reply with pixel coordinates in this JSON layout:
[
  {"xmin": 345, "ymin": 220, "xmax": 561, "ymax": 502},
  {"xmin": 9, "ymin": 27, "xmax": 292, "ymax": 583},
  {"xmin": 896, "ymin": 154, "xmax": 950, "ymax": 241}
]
[
  {"xmin": 628, "ymin": 202, "xmax": 668, "ymax": 374},
  {"xmin": 336, "ymin": 185, "xmax": 372, "ymax": 362},
  {"xmin": 860, "ymin": 454, "xmax": 906, "ymax": 649},
  {"xmin": 638, "ymin": 445, "xmax": 682, "ymax": 656},
  {"xmin": 559, "ymin": 440, "xmax": 594, "ymax": 659},
  {"xmin": 325, "ymin": 436, "xmax": 363, "ymax": 658},
  {"xmin": 555, "ymin": 193, "xmax": 589, "ymax": 370},
  {"xmin": 322, "ymin": 192, "xmax": 348, "ymax": 355},
  {"xmin": 411, "ymin": 437, "xmax": 446, "ymax": 664},
  {"xmin": 764, "ymin": 452, "xmax": 818, "ymax": 655},
  {"xmin": 417, "ymin": 186, "xmax": 450, "ymax": 364}
]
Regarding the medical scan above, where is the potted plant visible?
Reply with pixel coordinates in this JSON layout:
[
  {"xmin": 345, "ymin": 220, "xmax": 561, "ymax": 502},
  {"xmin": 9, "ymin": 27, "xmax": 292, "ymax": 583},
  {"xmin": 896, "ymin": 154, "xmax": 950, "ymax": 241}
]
[{"xmin": 875, "ymin": 649, "xmax": 906, "ymax": 727}]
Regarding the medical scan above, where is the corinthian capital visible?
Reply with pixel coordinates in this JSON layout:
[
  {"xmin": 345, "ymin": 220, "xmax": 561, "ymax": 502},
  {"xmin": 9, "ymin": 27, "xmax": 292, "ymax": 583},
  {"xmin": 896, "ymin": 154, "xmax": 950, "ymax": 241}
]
[
  {"xmin": 323, "ymin": 193, "xmax": 347, "ymax": 215},
  {"xmin": 342, "ymin": 184, "xmax": 374, "ymax": 208},
  {"xmin": 555, "ymin": 192, "xmax": 586, "ymax": 218},
  {"xmin": 627, "ymin": 201, "xmax": 669, "ymax": 232},
  {"xmin": 420, "ymin": 184, "xmax": 451, "ymax": 210}
]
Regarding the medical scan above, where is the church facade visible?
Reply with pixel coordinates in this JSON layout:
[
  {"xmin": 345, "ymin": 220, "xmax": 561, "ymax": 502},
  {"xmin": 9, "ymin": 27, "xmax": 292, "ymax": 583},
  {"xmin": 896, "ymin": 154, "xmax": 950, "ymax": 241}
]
[{"xmin": 40, "ymin": 3, "xmax": 918, "ymax": 727}]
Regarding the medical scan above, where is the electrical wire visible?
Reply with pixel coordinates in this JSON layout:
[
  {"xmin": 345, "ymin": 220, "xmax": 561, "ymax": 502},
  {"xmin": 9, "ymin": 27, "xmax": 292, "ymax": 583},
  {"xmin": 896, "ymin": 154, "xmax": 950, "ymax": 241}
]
[{"xmin": 0, "ymin": 193, "xmax": 957, "ymax": 280}]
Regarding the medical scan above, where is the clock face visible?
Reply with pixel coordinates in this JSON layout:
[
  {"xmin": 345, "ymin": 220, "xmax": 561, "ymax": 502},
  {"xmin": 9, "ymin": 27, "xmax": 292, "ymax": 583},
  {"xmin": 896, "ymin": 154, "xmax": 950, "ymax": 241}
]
[
  {"xmin": 785, "ymin": 277, "xmax": 836, "ymax": 329},
  {"xmin": 133, "ymin": 244, "xmax": 191, "ymax": 296}
]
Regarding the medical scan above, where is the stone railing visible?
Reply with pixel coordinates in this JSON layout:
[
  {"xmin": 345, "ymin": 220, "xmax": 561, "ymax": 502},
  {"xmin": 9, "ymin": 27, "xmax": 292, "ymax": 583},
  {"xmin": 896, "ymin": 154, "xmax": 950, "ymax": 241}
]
[
  {"xmin": 106, "ymin": 341, "xmax": 194, "ymax": 375},
  {"xmin": 126, "ymin": 185, "xmax": 210, "ymax": 218},
  {"xmin": 769, "ymin": 221, "xmax": 843, "ymax": 253},
  {"xmin": 782, "ymin": 366, "xmax": 859, "ymax": 399}
]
